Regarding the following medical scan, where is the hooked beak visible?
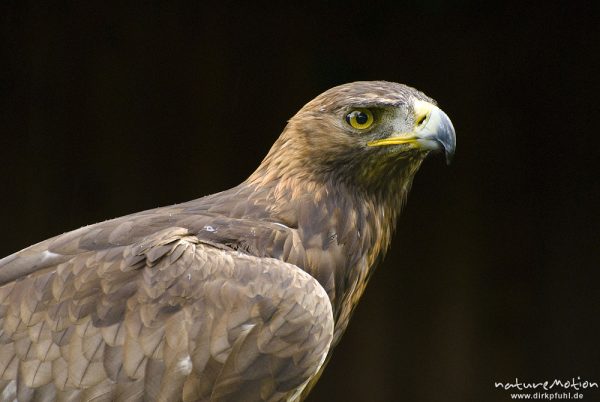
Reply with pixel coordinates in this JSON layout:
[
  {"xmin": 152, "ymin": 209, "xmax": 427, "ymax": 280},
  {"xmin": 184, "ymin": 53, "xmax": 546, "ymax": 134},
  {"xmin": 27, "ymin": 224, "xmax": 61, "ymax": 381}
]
[{"xmin": 367, "ymin": 100, "xmax": 456, "ymax": 164}]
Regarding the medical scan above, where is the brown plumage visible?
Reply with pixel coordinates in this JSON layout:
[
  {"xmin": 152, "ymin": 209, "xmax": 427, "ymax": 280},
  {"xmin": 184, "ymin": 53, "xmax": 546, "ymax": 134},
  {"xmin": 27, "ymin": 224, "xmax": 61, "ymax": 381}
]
[{"xmin": 0, "ymin": 81, "xmax": 455, "ymax": 401}]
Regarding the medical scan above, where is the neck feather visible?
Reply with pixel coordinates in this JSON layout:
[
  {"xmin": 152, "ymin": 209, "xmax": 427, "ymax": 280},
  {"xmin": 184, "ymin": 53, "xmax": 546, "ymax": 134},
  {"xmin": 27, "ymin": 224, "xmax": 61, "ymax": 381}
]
[{"xmin": 244, "ymin": 150, "xmax": 424, "ymax": 327}]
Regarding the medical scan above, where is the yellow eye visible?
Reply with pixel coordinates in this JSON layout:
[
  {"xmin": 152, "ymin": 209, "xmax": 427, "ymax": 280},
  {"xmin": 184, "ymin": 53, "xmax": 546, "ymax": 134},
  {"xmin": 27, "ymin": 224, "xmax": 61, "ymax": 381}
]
[{"xmin": 345, "ymin": 109, "xmax": 374, "ymax": 130}]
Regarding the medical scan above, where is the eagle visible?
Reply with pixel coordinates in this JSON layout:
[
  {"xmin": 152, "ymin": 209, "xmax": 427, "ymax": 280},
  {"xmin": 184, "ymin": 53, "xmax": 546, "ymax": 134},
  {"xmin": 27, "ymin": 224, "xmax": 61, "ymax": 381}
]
[{"xmin": 0, "ymin": 81, "xmax": 455, "ymax": 402}]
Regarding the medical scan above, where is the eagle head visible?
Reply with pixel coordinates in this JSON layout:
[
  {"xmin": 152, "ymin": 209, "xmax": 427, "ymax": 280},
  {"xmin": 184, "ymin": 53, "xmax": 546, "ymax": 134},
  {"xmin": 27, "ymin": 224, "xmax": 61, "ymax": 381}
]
[{"xmin": 253, "ymin": 81, "xmax": 456, "ymax": 195}]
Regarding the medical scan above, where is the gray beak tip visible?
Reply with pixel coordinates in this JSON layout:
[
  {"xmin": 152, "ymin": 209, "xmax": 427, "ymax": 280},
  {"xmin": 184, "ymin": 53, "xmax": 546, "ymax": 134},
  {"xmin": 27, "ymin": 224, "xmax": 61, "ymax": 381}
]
[{"xmin": 434, "ymin": 108, "xmax": 456, "ymax": 166}]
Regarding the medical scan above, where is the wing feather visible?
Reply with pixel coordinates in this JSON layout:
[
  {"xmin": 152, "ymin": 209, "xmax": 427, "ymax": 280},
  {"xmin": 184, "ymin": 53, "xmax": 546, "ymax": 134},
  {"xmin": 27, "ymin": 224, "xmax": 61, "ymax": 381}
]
[{"xmin": 0, "ymin": 221, "xmax": 333, "ymax": 401}]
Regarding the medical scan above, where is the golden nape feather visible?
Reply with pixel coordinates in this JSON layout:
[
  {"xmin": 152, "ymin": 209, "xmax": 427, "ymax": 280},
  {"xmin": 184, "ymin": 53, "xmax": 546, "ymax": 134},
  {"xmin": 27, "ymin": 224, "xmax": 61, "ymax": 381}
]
[{"xmin": 0, "ymin": 81, "xmax": 455, "ymax": 401}]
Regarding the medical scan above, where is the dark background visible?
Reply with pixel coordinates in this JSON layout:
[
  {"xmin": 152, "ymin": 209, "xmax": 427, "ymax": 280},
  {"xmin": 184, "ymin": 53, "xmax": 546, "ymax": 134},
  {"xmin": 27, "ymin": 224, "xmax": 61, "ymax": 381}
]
[{"xmin": 1, "ymin": 2, "xmax": 599, "ymax": 401}]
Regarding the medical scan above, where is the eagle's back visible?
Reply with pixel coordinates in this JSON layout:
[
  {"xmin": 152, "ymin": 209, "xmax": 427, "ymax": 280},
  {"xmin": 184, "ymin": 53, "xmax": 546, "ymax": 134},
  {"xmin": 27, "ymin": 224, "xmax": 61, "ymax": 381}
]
[{"xmin": 0, "ymin": 195, "xmax": 334, "ymax": 401}]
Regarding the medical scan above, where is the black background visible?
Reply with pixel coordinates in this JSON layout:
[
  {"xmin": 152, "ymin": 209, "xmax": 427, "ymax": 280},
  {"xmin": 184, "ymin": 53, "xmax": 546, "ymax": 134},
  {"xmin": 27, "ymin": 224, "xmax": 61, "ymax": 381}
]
[{"xmin": 1, "ymin": 2, "xmax": 599, "ymax": 401}]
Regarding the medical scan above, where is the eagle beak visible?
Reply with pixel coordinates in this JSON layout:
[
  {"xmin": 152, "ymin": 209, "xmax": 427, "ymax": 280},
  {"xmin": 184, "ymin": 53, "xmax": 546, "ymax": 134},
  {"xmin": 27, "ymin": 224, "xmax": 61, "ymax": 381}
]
[{"xmin": 367, "ymin": 100, "xmax": 456, "ymax": 164}]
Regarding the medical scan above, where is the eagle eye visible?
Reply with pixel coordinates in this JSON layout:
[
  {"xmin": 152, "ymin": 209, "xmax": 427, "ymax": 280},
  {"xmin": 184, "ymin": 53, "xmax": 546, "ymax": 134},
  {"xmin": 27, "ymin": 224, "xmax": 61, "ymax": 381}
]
[{"xmin": 345, "ymin": 109, "xmax": 374, "ymax": 130}]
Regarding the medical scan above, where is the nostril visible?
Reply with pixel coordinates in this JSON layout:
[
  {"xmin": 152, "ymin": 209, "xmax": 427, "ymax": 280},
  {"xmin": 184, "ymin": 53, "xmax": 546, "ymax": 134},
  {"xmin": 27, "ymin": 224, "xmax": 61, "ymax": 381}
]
[{"xmin": 416, "ymin": 114, "xmax": 428, "ymax": 126}]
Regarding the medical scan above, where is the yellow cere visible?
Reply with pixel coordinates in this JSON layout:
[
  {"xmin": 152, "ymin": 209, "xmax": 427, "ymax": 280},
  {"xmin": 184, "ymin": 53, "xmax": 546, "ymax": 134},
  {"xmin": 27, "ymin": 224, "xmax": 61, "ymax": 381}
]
[{"xmin": 412, "ymin": 99, "xmax": 433, "ymax": 128}]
